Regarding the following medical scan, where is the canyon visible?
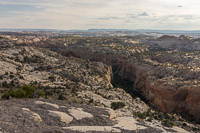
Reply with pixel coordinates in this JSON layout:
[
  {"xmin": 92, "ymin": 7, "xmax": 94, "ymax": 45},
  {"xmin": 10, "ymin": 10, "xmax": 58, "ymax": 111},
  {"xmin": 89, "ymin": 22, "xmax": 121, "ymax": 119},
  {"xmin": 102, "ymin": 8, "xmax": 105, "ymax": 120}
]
[
  {"xmin": 38, "ymin": 35, "xmax": 200, "ymax": 123},
  {"xmin": 0, "ymin": 33, "xmax": 200, "ymax": 132}
]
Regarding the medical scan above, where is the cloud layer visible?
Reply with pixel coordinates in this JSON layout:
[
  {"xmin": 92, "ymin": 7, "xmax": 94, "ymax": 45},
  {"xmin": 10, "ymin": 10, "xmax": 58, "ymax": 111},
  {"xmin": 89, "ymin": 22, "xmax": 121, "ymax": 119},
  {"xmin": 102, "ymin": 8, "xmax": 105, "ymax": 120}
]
[{"xmin": 0, "ymin": 0, "xmax": 200, "ymax": 30}]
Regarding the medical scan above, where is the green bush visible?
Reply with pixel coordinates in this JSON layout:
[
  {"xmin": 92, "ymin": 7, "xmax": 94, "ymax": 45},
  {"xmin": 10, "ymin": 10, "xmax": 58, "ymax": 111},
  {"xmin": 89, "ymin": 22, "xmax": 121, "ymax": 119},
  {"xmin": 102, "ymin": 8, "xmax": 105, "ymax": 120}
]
[
  {"xmin": 1, "ymin": 91, "xmax": 10, "ymax": 99},
  {"xmin": 39, "ymin": 91, "xmax": 45, "ymax": 97},
  {"xmin": 1, "ymin": 84, "xmax": 37, "ymax": 99},
  {"xmin": 182, "ymin": 123, "xmax": 187, "ymax": 127},
  {"xmin": 21, "ymin": 84, "xmax": 36, "ymax": 98},
  {"xmin": 111, "ymin": 102, "xmax": 125, "ymax": 110},
  {"xmin": 11, "ymin": 89, "xmax": 26, "ymax": 98},
  {"xmin": 134, "ymin": 111, "xmax": 147, "ymax": 119},
  {"xmin": 58, "ymin": 94, "xmax": 66, "ymax": 100},
  {"xmin": 192, "ymin": 127, "xmax": 199, "ymax": 132},
  {"xmin": 89, "ymin": 99, "xmax": 94, "ymax": 104},
  {"xmin": 146, "ymin": 109, "xmax": 152, "ymax": 117}
]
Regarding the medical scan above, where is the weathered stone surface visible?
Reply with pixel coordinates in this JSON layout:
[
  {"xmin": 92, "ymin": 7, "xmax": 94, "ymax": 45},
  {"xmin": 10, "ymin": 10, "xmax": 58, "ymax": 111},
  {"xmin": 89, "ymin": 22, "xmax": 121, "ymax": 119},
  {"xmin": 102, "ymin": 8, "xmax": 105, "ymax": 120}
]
[
  {"xmin": 0, "ymin": 99, "xmax": 195, "ymax": 133},
  {"xmin": 68, "ymin": 108, "xmax": 93, "ymax": 120},
  {"xmin": 113, "ymin": 117, "xmax": 146, "ymax": 131},
  {"xmin": 35, "ymin": 101, "xmax": 60, "ymax": 109},
  {"xmin": 22, "ymin": 108, "xmax": 42, "ymax": 122},
  {"xmin": 48, "ymin": 110, "xmax": 73, "ymax": 124},
  {"xmin": 108, "ymin": 109, "xmax": 116, "ymax": 120}
]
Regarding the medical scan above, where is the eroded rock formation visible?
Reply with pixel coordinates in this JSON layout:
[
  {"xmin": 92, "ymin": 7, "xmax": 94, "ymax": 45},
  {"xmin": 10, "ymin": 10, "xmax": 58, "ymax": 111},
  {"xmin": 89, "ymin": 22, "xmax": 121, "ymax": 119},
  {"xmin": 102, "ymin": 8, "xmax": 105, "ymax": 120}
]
[{"xmin": 38, "ymin": 35, "xmax": 200, "ymax": 122}]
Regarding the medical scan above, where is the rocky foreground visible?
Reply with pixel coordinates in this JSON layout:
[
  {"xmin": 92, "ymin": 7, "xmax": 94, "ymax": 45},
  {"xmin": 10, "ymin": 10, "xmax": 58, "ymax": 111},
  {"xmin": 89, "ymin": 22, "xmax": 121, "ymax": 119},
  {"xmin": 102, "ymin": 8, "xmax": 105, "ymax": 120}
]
[{"xmin": 0, "ymin": 99, "xmax": 189, "ymax": 133}]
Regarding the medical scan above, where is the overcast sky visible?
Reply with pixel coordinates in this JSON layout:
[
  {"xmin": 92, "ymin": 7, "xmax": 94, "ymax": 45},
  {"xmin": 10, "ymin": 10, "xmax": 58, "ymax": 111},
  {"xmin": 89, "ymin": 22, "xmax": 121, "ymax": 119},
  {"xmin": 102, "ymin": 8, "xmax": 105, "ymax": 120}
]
[{"xmin": 0, "ymin": 0, "xmax": 200, "ymax": 30}]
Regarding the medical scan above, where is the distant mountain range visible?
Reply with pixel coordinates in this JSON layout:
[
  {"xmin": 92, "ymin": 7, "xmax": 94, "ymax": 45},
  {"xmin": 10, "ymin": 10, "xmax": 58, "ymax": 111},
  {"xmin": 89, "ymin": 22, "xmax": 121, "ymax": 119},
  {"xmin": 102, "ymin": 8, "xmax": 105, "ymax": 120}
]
[
  {"xmin": 0, "ymin": 29, "xmax": 61, "ymax": 32},
  {"xmin": 87, "ymin": 29, "xmax": 200, "ymax": 34},
  {"xmin": 1, "ymin": 28, "xmax": 200, "ymax": 34}
]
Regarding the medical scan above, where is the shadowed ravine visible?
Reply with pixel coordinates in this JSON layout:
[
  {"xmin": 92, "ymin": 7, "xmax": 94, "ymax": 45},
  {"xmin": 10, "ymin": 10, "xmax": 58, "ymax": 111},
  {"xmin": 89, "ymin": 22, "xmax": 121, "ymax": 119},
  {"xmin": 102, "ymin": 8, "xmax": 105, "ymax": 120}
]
[{"xmin": 111, "ymin": 66, "xmax": 149, "ymax": 103}]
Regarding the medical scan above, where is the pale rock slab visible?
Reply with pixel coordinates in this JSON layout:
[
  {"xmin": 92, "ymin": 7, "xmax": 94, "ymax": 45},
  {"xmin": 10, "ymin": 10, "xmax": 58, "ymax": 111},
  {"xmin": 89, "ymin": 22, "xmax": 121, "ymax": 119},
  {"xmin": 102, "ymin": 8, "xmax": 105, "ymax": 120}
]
[
  {"xmin": 68, "ymin": 108, "xmax": 93, "ymax": 120},
  {"xmin": 35, "ymin": 101, "xmax": 59, "ymax": 109},
  {"xmin": 173, "ymin": 126, "xmax": 190, "ymax": 133},
  {"xmin": 48, "ymin": 110, "xmax": 73, "ymax": 124},
  {"xmin": 107, "ymin": 109, "xmax": 116, "ymax": 120},
  {"xmin": 113, "ymin": 117, "xmax": 146, "ymax": 131},
  {"xmin": 22, "ymin": 108, "xmax": 42, "ymax": 122}
]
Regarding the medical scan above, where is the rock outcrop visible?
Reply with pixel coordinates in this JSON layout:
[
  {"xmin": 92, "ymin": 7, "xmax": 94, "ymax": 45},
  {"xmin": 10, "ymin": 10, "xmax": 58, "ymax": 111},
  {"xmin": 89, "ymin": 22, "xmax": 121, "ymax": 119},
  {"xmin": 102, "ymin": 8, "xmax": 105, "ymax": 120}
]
[{"xmin": 0, "ymin": 99, "xmax": 190, "ymax": 133}]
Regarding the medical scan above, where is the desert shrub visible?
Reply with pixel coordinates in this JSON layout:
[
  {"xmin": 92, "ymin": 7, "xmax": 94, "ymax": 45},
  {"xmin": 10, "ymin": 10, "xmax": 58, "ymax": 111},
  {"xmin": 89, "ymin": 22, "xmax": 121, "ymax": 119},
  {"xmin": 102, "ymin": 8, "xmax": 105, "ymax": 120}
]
[
  {"xmin": 182, "ymin": 123, "xmax": 187, "ymax": 127},
  {"xmin": 1, "ymin": 84, "xmax": 37, "ymax": 99},
  {"xmin": 192, "ymin": 127, "xmax": 199, "ymax": 132},
  {"xmin": 21, "ymin": 84, "xmax": 37, "ymax": 98},
  {"xmin": 69, "ymin": 96, "xmax": 82, "ymax": 104},
  {"xmin": 66, "ymin": 84, "xmax": 70, "ymax": 89},
  {"xmin": 0, "ymin": 75, "xmax": 3, "ymax": 80},
  {"xmin": 58, "ymin": 94, "xmax": 66, "ymax": 100},
  {"xmin": 45, "ymin": 90, "xmax": 54, "ymax": 96},
  {"xmin": 48, "ymin": 75, "xmax": 56, "ymax": 82},
  {"xmin": 134, "ymin": 111, "xmax": 147, "ymax": 119},
  {"xmin": 162, "ymin": 119, "xmax": 174, "ymax": 127},
  {"xmin": 1, "ymin": 91, "xmax": 10, "ymax": 99},
  {"xmin": 10, "ymin": 80, "xmax": 15, "ymax": 87},
  {"xmin": 89, "ymin": 99, "xmax": 94, "ymax": 104},
  {"xmin": 11, "ymin": 89, "xmax": 26, "ymax": 98},
  {"xmin": 133, "ymin": 109, "xmax": 155, "ymax": 122},
  {"xmin": 39, "ymin": 91, "xmax": 45, "ymax": 97},
  {"xmin": 146, "ymin": 109, "xmax": 152, "ymax": 117},
  {"xmin": 2, "ymin": 81, "xmax": 9, "ymax": 88},
  {"xmin": 111, "ymin": 102, "xmax": 125, "ymax": 110},
  {"xmin": 9, "ymin": 74, "xmax": 15, "ymax": 79}
]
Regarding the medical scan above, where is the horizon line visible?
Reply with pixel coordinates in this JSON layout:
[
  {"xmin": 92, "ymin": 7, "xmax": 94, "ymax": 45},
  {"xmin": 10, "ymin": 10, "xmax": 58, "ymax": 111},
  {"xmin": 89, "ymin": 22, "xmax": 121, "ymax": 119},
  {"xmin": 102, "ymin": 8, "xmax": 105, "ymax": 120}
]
[{"xmin": 1, "ymin": 28, "xmax": 200, "ymax": 32}]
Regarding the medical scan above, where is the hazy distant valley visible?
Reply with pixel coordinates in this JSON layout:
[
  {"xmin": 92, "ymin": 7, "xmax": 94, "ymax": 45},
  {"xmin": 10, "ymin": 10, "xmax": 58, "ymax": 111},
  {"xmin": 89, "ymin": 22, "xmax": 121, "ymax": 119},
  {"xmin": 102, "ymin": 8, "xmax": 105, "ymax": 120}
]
[{"xmin": 0, "ymin": 31, "xmax": 200, "ymax": 133}]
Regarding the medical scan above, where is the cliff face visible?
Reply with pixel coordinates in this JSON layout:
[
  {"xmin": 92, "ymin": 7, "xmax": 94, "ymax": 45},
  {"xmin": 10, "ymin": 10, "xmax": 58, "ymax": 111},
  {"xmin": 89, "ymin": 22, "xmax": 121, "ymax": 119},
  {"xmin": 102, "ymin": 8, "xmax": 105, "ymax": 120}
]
[
  {"xmin": 125, "ymin": 64, "xmax": 200, "ymax": 122},
  {"xmin": 50, "ymin": 48, "xmax": 200, "ymax": 122},
  {"xmin": 118, "ymin": 61, "xmax": 200, "ymax": 122},
  {"xmin": 105, "ymin": 66, "xmax": 113, "ymax": 83}
]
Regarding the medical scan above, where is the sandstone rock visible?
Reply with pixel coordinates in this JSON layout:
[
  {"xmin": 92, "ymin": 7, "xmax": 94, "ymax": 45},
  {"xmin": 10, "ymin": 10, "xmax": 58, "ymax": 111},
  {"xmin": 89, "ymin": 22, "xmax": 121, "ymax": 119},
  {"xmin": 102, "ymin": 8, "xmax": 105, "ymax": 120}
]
[
  {"xmin": 48, "ymin": 110, "xmax": 73, "ymax": 124},
  {"xmin": 173, "ymin": 126, "xmax": 190, "ymax": 133},
  {"xmin": 0, "ymin": 99, "xmax": 195, "ymax": 133},
  {"xmin": 22, "ymin": 108, "xmax": 42, "ymax": 122},
  {"xmin": 31, "ymin": 112, "xmax": 43, "ymax": 123},
  {"xmin": 108, "ymin": 109, "xmax": 116, "ymax": 120},
  {"xmin": 35, "ymin": 101, "xmax": 59, "ymax": 109},
  {"xmin": 22, "ymin": 108, "xmax": 30, "ymax": 112},
  {"xmin": 68, "ymin": 108, "xmax": 93, "ymax": 120},
  {"xmin": 113, "ymin": 117, "xmax": 146, "ymax": 131}
]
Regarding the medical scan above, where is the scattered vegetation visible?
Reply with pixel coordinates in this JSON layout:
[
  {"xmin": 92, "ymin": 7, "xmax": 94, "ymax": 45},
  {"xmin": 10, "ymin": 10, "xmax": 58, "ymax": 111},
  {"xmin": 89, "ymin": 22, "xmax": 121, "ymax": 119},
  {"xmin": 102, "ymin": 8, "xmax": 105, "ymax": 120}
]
[
  {"xmin": 88, "ymin": 99, "xmax": 94, "ymax": 104},
  {"xmin": 39, "ymin": 91, "xmax": 45, "ymax": 98},
  {"xmin": 111, "ymin": 102, "xmax": 125, "ymax": 110},
  {"xmin": 161, "ymin": 119, "xmax": 174, "ymax": 127},
  {"xmin": 133, "ymin": 109, "xmax": 152, "ymax": 120},
  {"xmin": 2, "ymin": 84, "xmax": 37, "ymax": 99},
  {"xmin": 58, "ymin": 94, "xmax": 66, "ymax": 100}
]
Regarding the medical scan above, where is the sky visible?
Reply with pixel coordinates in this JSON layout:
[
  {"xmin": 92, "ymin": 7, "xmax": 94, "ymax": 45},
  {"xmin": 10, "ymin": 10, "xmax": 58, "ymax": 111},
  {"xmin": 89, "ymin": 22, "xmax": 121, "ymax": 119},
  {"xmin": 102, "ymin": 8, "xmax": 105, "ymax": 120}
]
[{"xmin": 0, "ymin": 0, "xmax": 200, "ymax": 30}]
